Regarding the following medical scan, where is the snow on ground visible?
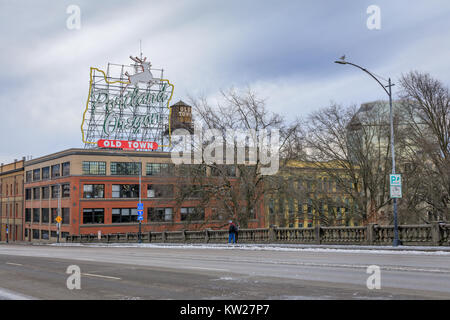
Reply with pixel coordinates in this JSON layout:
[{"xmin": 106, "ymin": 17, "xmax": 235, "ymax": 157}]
[{"xmin": 46, "ymin": 242, "xmax": 450, "ymax": 256}]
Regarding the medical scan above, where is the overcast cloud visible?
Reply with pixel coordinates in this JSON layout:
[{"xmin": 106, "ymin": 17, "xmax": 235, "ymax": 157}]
[{"xmin": 1, "ymin": 0, "xmax": 450, "ymax": 163}]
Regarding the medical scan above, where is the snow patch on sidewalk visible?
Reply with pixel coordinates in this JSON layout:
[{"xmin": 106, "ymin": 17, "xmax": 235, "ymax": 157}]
[{"xmin": 48, "ymin": 242, "xmax": 450, "ymax": 256}]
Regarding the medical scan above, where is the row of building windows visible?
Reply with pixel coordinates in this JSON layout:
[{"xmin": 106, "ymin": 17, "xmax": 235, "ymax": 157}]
[
  {"xmin": 26, "ymin": 162, "xmax": 70, "ymax": 182},
  {"xmin": 81, "ymin": 207, "xmax": 206, "ymax": 224},
  {"xmin": 25, "ymin": 208, "xmax": 70, "ymax": 224},
  {"xmin": 25, "ymin": 184, "xmax": 70, "ymax": 200},
  {"xmin": 1, "ymin": 203, "xmax": 20, "ymax": 217},
  {"xmin": 24, "ymin": 228, "xmax": 69, "ymax": 240},
  {"xmin": 81, "ymin": 184, "xmax": 203, "ymax": 199},
  {"xmin": 268, "ymin": 198, "xmax": 351, "ymax": 216},
  {"xmin": 81, "ymin": 162, "xmax": 237, "ymax": 177},
  {"xmin": 0, "ymin": 180, "xmax": 22, "ymax": 197},
  {"xmin": 280, "ymin": 177, "xmax": 354, "ymax": 194},
  {"xmin": 25, "ymin": 183, "xmax": 204, "ymax": 200}
]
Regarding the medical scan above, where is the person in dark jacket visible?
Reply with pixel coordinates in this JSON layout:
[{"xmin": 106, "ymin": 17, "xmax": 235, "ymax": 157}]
[{"xmin": 228, "ymin": 220, "xmax": 237, "ymax": 244}]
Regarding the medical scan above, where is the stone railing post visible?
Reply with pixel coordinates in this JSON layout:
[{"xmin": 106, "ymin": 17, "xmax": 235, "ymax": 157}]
[
  {"xmin": 431, "ymin": 222, "xmax": 443, "ymax": 246},
  {"xmin": 205, "ymin": 229, "xmax": 210, "ymax": 243},
  {"xmin": 269, "ymin": 226, "xmax": 277, "ymax": 243},
  {"xmin": 315, "ymin": 225, "xmax": 321, "ymax": 244},
  {"xmin": 366, "ymin": 223, "xmax": 377, "ymax": 245}
]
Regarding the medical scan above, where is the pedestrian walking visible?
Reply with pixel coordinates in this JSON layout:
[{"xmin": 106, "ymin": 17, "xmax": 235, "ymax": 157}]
[{"xmin": 228, "ymin": 220, "xmax": 237, "ymax": 244}]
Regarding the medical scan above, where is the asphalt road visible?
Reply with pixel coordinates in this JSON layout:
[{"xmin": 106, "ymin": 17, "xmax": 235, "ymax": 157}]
[{"xmin": 0, "ymin": 244, "xmax": 449, "ymax": 300}]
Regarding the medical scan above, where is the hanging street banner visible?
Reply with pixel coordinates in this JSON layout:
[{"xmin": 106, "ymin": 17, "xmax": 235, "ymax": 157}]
[
  {"xmin": 81, "ymin": 55, "xmax": 175, "ymax": 150},
  {"xmin": 390, "ymin": 174, "xmax": 402, "ymax": 199}
]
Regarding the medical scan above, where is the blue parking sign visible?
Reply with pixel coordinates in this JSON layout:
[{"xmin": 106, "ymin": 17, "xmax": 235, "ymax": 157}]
[{"xmin": 137, "ymin": 203, "xmax": 144, "ymax": 210}]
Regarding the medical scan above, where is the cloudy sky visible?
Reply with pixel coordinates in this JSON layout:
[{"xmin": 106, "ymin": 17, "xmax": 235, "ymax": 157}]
[{"xmin": 1, "ymin": 0, "xmax": 450, "ymax": 164}]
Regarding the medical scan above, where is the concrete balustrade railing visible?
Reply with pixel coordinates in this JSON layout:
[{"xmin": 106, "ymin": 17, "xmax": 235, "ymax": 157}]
[{"xmin": 67, "ymin": 222, "xmax": 450, "ymax": 246}]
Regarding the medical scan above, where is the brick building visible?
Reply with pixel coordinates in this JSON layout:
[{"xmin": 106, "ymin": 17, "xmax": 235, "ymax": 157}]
[
  {"xmin": 0, "ymin": 158, "xmax": 25, "ymax": 242},
  {"xmin": 23, "ymin": 148, "xmax": 264, "ymax": 241}
]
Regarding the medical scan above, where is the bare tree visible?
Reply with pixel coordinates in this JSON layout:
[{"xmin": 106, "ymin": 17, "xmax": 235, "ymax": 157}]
[
  {"xmin": 300, "ymin": 102, "xmax": 409, "ymax": 224},
  {"xmin": 399, "ymin": 71, "xmax": 450, "ymax": 222},
  {"xmin": 173, "ymin": 88, "xmax": 301, "ymax": 228}
]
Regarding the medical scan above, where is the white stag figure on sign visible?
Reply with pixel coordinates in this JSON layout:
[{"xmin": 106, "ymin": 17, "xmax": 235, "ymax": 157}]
[{"xmin": 122, "ymin": 56, "xmax": 155, "ymax": 94}]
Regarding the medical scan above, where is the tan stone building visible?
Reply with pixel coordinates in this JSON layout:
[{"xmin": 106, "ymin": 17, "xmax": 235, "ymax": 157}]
[{"xmin": 0, "ymin": 158, "xmax": 25, "ymax": 241}]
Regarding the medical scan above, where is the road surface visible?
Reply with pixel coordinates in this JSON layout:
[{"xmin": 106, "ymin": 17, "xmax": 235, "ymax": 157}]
[{"xmin": 0, "ymin": 243, "xmax": 449, "ymax": 300}]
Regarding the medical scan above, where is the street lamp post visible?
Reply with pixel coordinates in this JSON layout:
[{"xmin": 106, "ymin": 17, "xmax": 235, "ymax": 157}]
[{"xmin": 335, "ymin": 58, "xmax": 400, "ymax": 246}]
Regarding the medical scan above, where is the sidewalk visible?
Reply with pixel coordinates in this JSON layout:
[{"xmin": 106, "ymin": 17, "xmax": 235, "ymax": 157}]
[{"xmin": 2, "ymin": 241, "xmax": 450, "ymax": 252}]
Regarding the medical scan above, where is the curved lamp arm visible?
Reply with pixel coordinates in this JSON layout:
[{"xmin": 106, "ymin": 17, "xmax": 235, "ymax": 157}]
[{"xmin": 335, "ymin": 60, "xmax": 390, "ymax": 97}]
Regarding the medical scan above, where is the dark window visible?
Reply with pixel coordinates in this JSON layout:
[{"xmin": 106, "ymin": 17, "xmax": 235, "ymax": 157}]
[
  {"xmin": 51, "ymin": 208, "xmax": 58, "ymax": 223},
  {"xmin": 51, "ymin": 185, "xmax": 60, "ymax": 198},
  {"xmin": 25, "ymin": 188, "xmax": 32, "ymax": 200},
  {"xmin": 42, "ymin": 186, "xmax": 49, "ymax": 199},
  {"xmin": 110, "ymin": 162, "xmax": 141, "ymax": 175},
  {"xmin": 51, "ymin": 231, "xmax": 57, "ymax": 238},
  {"xmin": 62, "ymin": 184, "xmax": 70, "ymax": 198},
  {"xmin": 25, "ymin": 208, "xmax": 31, "ymax": 222},
  {"xmin": 180, "ymin": 207, "xmax": 205, "ymax": 221},
  {"xmin": 82, "ymin": 208, "xmax": 104, "ymax": 224},
  {"xmin": 42, "ymin": 208, "xmax": 49, "ymax": 223},
  {"xmin": 26, "ymin": 171, "xmax": 32, "ymax": 183},
  {"xmin": 297, "ymin": 199, "xmax": 303, "ymax": 214},
  {"xmin": 147, "ymin": 184, "xmax": 174, "ymax": 198},
  {"xmin": 148, "ymin": 207, "xmax": 173, "ymax": 222},
  {"xmin": 41, "ymin": 230, "xmax": 49, "ymax": 240},
  {"xmin": 180, "ymin": 184, "xmax": 203, "ymax": 198},
  {"xmin": 42, "ymin": 167, "xmax": 50, "ymax": 180},
  {"xmin": 51, "ymin": 164, "xmax": 60, "ymax": 178},
  {"xmin": 83, "ymin": 184, "xmax": 104, "ymax": 198},
  {"xmin": 61, "ymin": 232, "xmax": 69, "ymax": 238},
  {"xmin": 112, "ymin": 208, "xmax": 138, "ymax": 223},
  {"xmin": 33, "ymin": 187, "xmax": 40, "ymax": 200},
  {"xmin": 25, "ymin": 228, "xmax": 29, "ymax": 238},
  {"xmin": 211, "ymin": 165, "xmax": 236, "ymax": 177},
  {"xmin": 269, "ymin": 199, "xmax": 274, "ymax": 215},
  {"xmin": 32, "ymin": 208, "xmax": 40, "ymax": 223},
  {"xmin": 146, "ymin": 163, "xmax": 174, "ymax": 176},
  {"xmin": 62, "ymin": 162, "xmax": 70, "ymax": 176},
  {"xmin": 62, "ymin": 208, "xmax": 70, "ymax": 224},
  {"xmin": 82, "ymin": 161, "xmax": 106, "ymax": 175},
  {"xmin": 178, "ymin": 164, "xmax": 206, "ymax": 176},
  {"xmin": 32, "ymin": 229, "xmax": 39, "ymax": 239},
  {"xmin": 33, "ymin": 169, "xmax": 40, "ymax": 181},
  {"xmin": 112, "ymin": 184, "xmax": 139, "ymax": 198}
]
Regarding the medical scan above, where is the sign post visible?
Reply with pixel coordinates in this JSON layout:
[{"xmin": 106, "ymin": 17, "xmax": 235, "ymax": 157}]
[
  {"xmin": 137, "ymin": 203, "xmax": 144, "ymax": 244},
  {"xmin": 6, "ymin": 225, "xmax": 8, "ymax": 244},
  {"xmin": 390, "ymin": 174, "xmax": 402, "ymax": 199},
  {"xmin": 55, "ymin": 216, "xmax": 62, "ymax": 243}
]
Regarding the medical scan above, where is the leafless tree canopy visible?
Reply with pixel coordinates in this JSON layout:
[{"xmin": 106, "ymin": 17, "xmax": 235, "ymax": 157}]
[
  {"xmin": 399, "ymin": 71, "xmax": 450, "ymax": 221},
  {"xmin": 178, "ymin": 71, "xmax": 450, "ymax": 228}
]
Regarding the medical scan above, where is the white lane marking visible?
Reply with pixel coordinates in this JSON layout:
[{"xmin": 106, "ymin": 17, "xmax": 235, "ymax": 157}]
[
  {"xmin": 82, "ymin": 273, "xmax": 121, "ymax": 280},
  {"xmin": 186, "ymin": 266, "xmax": 229, "ymax": 272},
  {"xmin": 0, "ymin": 287, "xmax": 36, "ymax": 300},
  {"xmin": 5, "ymin": 262, "xmax": 23, "ymax": 266}
]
